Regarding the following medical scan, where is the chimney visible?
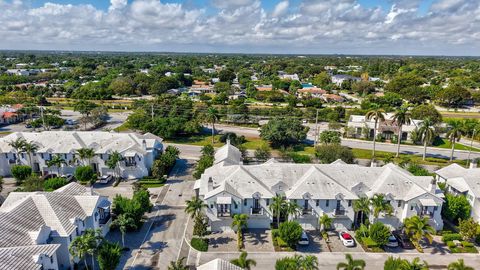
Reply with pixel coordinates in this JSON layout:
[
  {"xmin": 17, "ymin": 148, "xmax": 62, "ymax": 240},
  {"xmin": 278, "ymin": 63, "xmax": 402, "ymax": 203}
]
[
  {"xmin": 208, "ymin": 177, "xmax": 213, "ymax": 192},
  {"xmin": 428, "ymin": 178, "xmax": 437, "ymax": 194}
]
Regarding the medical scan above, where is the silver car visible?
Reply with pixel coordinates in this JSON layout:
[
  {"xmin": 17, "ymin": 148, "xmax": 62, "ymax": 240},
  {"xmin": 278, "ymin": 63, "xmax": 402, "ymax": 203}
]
[{"xmin": 298, "ymin": 231, "xmax": 309, "ymax": 246}]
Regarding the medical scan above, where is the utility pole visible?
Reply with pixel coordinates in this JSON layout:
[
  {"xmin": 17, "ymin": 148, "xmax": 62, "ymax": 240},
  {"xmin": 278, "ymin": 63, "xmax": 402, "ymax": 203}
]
[
  {"xmin": 467, "ymin": 128, "xmax": 476, "ymax": 167},
  {"xmin": 40, "ymin": 106, "xmax": 46, "ymax": 131},
  {"xmin": 314, "ymin": 109, "xmax": 319, "ymax": 146}
]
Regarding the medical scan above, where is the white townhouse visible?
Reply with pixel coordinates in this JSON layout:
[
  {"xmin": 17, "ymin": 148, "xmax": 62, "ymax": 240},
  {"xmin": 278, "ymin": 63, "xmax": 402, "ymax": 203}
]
[
  {"xmin": 348, "ymin": 113, "xmax": 423, "ymax": 141},
  {"xmin": 0, "ymin": 182, "xmax": 111, "ymax": 269},
  {"xmin": 435, "ymin": 163, "xmax": 480, "ymax": 222},
  {"xmin": 0, "ymin": 131, "xmax": 163, "ymax": 179},
  {"xmin": 195, "ymin": 142, "xmax": 445, "ymax": 232},
  {"xmin": 331, "ymin": 74, "xmax": 361, "ymax": 86}
]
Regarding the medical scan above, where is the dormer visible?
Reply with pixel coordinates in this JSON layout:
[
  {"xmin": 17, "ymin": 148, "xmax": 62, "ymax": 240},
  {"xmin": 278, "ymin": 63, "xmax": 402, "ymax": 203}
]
[{"xmin": 28, "ymin": 225, "xmax": 52, "ymax": 245}]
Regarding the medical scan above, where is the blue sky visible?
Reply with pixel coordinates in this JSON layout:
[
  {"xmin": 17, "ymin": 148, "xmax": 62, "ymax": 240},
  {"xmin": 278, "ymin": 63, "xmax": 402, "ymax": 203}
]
[{"xmin": 1, "ymin": 0, "xmax": 479, "ymax": 55}]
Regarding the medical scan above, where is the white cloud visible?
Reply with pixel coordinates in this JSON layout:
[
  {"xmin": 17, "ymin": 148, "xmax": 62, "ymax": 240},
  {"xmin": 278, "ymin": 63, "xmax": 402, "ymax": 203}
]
[
  {"xmin": 0, "ymin": 0, "xmax": 479, "ymax": 55},
  {"xmin": 272, "ymin": 0, "xmax": 289, "ymax": 17}
]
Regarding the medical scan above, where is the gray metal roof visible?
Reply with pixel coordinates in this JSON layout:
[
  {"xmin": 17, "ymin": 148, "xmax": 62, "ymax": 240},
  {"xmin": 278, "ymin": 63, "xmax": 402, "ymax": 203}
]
[{"xmin": 0, "ymin": 244, "xmax": 60, "ymax": 270}]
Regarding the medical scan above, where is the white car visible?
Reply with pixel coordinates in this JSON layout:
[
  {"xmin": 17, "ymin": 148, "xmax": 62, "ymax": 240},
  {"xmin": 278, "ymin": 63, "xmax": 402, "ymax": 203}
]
[
  {"xmin": 386, "ymin": 234, "xmax": 399, "ymax": 248},
  {"xmin": 339, "ymin": 231, "xmax": 355, "ymax": 247},
  {"xmin": 98, "ymin": 175, "xmax": 113, "ymax": 184},
  {"xmin": 298, "ymin": 231, "xmax": 309, "ymax": 246}
]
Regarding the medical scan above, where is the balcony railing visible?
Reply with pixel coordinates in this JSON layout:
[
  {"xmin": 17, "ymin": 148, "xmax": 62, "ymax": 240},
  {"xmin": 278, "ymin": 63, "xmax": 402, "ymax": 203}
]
[
  {"xmin": 251, "ymin": 207, "xmax": 263, "ymax": 215},
  {"xmin": 99, "ymin": 213, "xmax": 111, "ymax": 225},
  {"xmin": 419, "ymin": 210, "xmax": 434, "ymax": 218},
  {"xmin": 125, "ymin": 161, "xmax": 137, "ymax": 167},
  {"xmin": 334, "ymin": 208, "xmax": 346, "ymax": 216},
  {"xmin": 302, "ymin": 208, "xmax": 313, "ymax": 215}
]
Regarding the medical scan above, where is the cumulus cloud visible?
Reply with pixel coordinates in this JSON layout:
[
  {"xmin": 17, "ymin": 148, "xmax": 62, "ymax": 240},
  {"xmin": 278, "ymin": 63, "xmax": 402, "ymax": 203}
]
[{"xmin": 0, "ymin": 0, "xmax": 479, "ymax": 55}]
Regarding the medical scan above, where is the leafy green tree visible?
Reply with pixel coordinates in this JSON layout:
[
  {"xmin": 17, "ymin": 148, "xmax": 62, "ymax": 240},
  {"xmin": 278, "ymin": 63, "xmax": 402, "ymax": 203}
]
[
  {"xmin": 111, "ymin": 214, "xmax": 136, "ymax": 247},
  {"xmin": 436, "ymin": 85, "xmax": 471, "ymax": 107},
  {"xmin": 411, "ymin": 104, "xmax": 442, "ymax": 123},
  {"xmin": 97, "ymin": 241, "xmax": 122, "ymax": 270},
  {"xmin": 74, "ymin": 99, "xmax": 97, "ymax": 127},
  {"xmin": 22, "ymin": 174, "xmax": 44, "ymax": 191},
  {"xmin": 193, "ymin": 213, "xmax": 208, "ymax": 237},
  {"xmin": 442, "ymin": 194, "xmax": 471, "ymax": 224},
  {"xmin": 312, "ymin": 72, "xmax": 331, "ymax": 88},
  {"xmin": 74, "ymin": 166, "xmax": 97, "ymax": 184},
  {"xmin": 319, "ymin": 130, "xmax": 341, "ymax": 145},
  {"xmin": 269, "ymin": 195, "xmax": 286, "ymax": 226},
  {"xmin": 404, "ymin": 216, "xmax": 435, "ymax": 248},
  {"xmin": 231, "ymin": 251, "xmax": 257, "ymax": 270},
  {"xmin": 254, "ymin": 143, "xmax": 272, "ymax": 162},
  {"xmin": 365, "ymin": 104, "xmax": 385, "ymax": 159},
  {"xmin": 448, "ymin": 259, "xmax": 474, "ymax": 270},
  {"xmin": 446, "ymin": 120, "xmax": 465, "ymax": 161},
  {"xmin": 69, "ymin": 229, "xmax": 102, "ymax": 270},
  {"xmin": 336, "ymin": 254, "xmax": 366, "ymax": 270},
  {"xmin": 319, "ymin": 213, "xmax": 333, "ymax": 232},
  {"xmin": 370, "ymin": 194, "xmax": 393, "ymax": 219},
  {"xmin": 43, "ymin": 177, "xmax": 68, "ymax": 191},
  {"xmin": 315, "ymin": 144, "xmax": 354, "ymax": 164},
  {"xmin": 11, "ymin": 165, "xmax": 32, "ymax": 183},
  {"xmin": 278, "ymin": 221, "xmax": 303, "ymax": 248},
  {"xmin": 219, "ymin": 69, "xmax": 236, "ymax": 83},
  {"xmin": 133, "ymin": 188, "xmax": 152, "ymax": 211},
  {"xmin": 231, "ymin": 214, "xmax": 249, "ymax": 250},
  {"xmin": 385, "ymin": 73, "xmax": 424, "ymax": 93},
  {"xmin": 168, "ymin": 257, "xmax": 189, "ymax": 270},
  {"xmin": 185, "ymin": 196, "xmax": 207, "ymax": 219},
  {"xmin": 193, "ymin": 145, "xmax": 215, "ymax": 179},
  {"xmin": 368, "ymin": 222, "xmax": 390, "ymax": 246},
  {"xmin": 458, "ymin": 218, "xmax": 480, "ymax": 242},
  {"xmin": 260, "ymin": 117, "xmax": 309, "ymax": 148},
  {"xmin": 106, "ymin": 151, "xmax": 123, "ymax": 180},
  {"xmin": 418, "ymin": 118, "xmax": 436, "ymax": 160},
  {"xmin": 392, "ymin": 106, "xmax": 412, "ymax": 157}
]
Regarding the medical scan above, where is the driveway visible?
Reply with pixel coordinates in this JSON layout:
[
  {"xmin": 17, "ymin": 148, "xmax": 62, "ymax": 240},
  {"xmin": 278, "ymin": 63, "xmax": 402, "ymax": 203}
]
[
  {"xmin": 296, "ymin": 230, "xmax": 328, "ymax": 253},
  {"xmin": 92, "ymin": 179, "xmax": 135, "ymax": 199},
  {"xmin": 207, "ymin": 229, "xmax": 274, "ymax": 252},
  {"xmin": 327, "ymin": 231, "xmax": 364, "ymax": 253}
]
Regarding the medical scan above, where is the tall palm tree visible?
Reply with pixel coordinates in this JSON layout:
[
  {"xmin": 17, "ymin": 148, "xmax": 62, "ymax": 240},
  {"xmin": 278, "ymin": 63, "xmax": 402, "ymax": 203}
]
[
  {"xmin": 370, "ymin": 194, "xmax": 393, "ymax": 219},
  {"xmin": 365, "ymin": 104, "xmax": 385, "ymax": 160},
  {"xmin": 336, "ymin": 254, "xmax": 366, "ymax": 270},
  {"xmin": 401, "ymin": 257, "xmax": 429, "ymax": 270},
  {"xmin": 300, "ymin": 255, "xmax": 319, "ymax": 270},
  {"xmin": 404, "ymin": 216, "xmax": 435, "ymax": 248},
  {"xmin": 285, "ymin": 200, "xmax": 302, "ymax": 220},
  {"xmin": 76, "ymin": 148, "xmax": 95, "ymax": 166},
  {"xmin": 205, "ymin": 106, "xmax": 219, "ymax": 144},
  {"xmin": 418, "ymin": 118, "xmax": 436, "ymax": 161},
  {"xmin": 185, "ymin": 197, "xmax": 207, "ymax": 219},
  {"xmin": 69, "ymin": 229, "xmax": 102, "ymax": 270},
  {"xmin": 318, "ymin": 213, "xmax": 333, "ymax": 232},
  {"xmin": 448, "ymin": 259, "xmax": 474, "ymax": 270},
  {"xmin": 269, "ymin": 195, "xmax": 286, "ymax": 227},
  {"xmin": 392, "ymin": 106, "xmax": 412, "ymax": 157},
  {"xmin": 446, "ymin": 120, "xmax": 464, "ymax": 161},
  {"xmin": 8, "ymin": 138, "xmax": 26, "ymax": 164},
  {"xmin": 47, "ymin": 154, "xmax": 66, "ymax": 176},
  {"xmin": 230, "ymin": 251, "xmax": 257, "ymax": 270},
  {"xmin": 111, "ymin": 214, "xmax": 136, "ymax": 247},
  {"xmin": 22, "ymin": 141, "xmax": 39, "ymax": 167},
  {"xmin": 231, "ymin": 214, "xmax": 249, "ymax": 250},
  {"xmin": 106, "ymin": 151, "xmax": 123, "ymax": 180},
  {"xmin": 353, "ymin": 197, "xmax": 370, "ymax": 226},
  {"xmin": 168, "ymin": 257, "xmax": 189, "ymax": 270}
]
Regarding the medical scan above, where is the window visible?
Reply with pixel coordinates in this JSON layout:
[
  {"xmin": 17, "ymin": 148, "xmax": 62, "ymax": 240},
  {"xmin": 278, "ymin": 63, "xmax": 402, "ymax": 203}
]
[
  {"xmin": 410, "ymin": 205, "xmax": 414, "ymax": 211},
  {"xmin": 293, "ymin": 199, "xmax": 297, "ymax": 203},
  {"xmin": 397, "ymin": 200, "xmax": 402, "ymax": 207},
  {"xmin": 266, "ymin": 199, "xmax": 270, "ymax": 206},
  {"xmin": 326, "ymin": 200, "xmax": 329, "ymax": 207},
  {"xmin": 316, "ymin": 200, "xmax": 319, "ymax": 206},
  {"xmin": 348, "ymin": 200, "xmax": 352, "ymax": 207},
  {"xmin": 244, "ymin": 199, "xmax": 247, "ymax": 206},
  {"xmin": 210, "ymin": 204, "xmax": 214, "ymax": 209},
  {"xmin": 50, "ymin": 255, "xmax": 54, "ymax": 264},
  {"xmin": 434, "ymin": 206, "xmax": 438, "ymax": 211}
]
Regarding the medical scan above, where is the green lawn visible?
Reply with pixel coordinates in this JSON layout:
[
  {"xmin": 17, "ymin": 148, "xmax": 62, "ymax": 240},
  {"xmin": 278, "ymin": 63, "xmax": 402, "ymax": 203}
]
[
  {"xmin": 350, "ymin": 148, "xmax": 467, "ymax": 166},
  {"xmin": 113, "ymin": 123, "xmax": 131, "ymax": 133},
  {"xmin": 433, "ymin": 138, "xmax": 480, "ymax": 152},
  {"xmin": 165, "ymin": 134, "xmax": 225, "ymax": 147}
]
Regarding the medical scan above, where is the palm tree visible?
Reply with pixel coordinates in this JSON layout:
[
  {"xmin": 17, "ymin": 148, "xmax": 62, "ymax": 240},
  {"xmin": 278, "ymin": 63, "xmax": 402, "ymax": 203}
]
[
  {"xmin": 8, "ymin": 138, "xmax": 26, "ymax": 164},
  {"xmin": 448, "ymin": 259, "xmax": 474, "ymax": 270},
  {"xmin": 418, "ymin": 118, "xmax": 436, "ymax": 161},
  {"xmin": 185, "ymin": 196, "xmax": 207, "ymax": 219},
  {"xmin": 168, "ymin": 257, "xmax": 189, "ymax": 270},
  {"xmin": 336, "ymin": 254, "xmax": 366, "ymax": 270},
  {"xmin": 22, "ymin": 141, "xmax": 39, "ymax": 167},
  {"xmin": 76, "ymin": 148, "xmax": 95, "ymax": 166},
  {"xmin": 230, "ymin": 251, "xmax": 257, "ymax": 270},
  {"xmin": 231, "ymin": 214, "xmax": 249, "ymax": 250},
  {"xmin": 111, "ymin": 214, "xmax": 136, "ymax": 247},
  {"xmin": 401, "ymin": 257, "xmax": 429, "ymax": 270},
  {"xmin": 404, "ymin": 216, "xmax": 435, "ymax": 248},
  {"xmin": 370, "ymin": 194, "xmax": 393, "ymax": 219},
  {"xmin": 285, "ymin": 200, "xmax": 302, "ymax": 220},
  {"xmin": 205, "ymin": 106, "xmax": 219, "ymax": 144},
  {"xmin": 318, "ymin": 213, "xmax": 333, "ymax": 232},
  {"xmin": 384, "ymin": 256, "xmax": 404, "ymax": 270},
  {"xmin": 106, "ymin": 151, "xmax": 123, "ymax": 180},
  {"xmin": 47, "ymin": 154, "xmax": 66, "ymax": 176},
  {"xmin": 269, "ymin": 195, "xmax": 286, "ymax": 227},
  {"xmin": 97, "ymin": 241, "xmax": 122, "ymax": 270},
  {"xmin": 365, "ymin": 104, "xmax": 385, "ymax": 160},
  {"xmin": 353, "ymin": 197, "xmax": 370, "ymax": 226},
  {"xmin": 300, "ymin": 255, "xmax": 319, "ymax": 270},
  {"xmin": 446, "ymin": 120, "xmax": 464, "ymax": 161},
  {"xmin": 69, "ymin": 229, "xmax": 102, "ymax": 270},
  {"xmin": 392, "ymin": 106, "xmax": 412, "ymax": 157}
]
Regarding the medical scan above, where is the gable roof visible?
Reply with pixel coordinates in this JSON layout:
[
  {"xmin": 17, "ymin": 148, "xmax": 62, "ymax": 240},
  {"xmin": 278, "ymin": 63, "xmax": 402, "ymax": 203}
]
[
  {"xmin": 197, "ymin": 259, "xmax": 242, "ymax": 270},
  {"xmin": 0, "ymin": 244, "xmax": 60, "ymax": 270},
  {"xmin": 214, "ymin": 141, "xmax": 242, "ymax": 165}
]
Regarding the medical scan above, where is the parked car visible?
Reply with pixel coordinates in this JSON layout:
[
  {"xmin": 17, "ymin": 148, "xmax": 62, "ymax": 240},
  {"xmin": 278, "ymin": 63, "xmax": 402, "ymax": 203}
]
[
  {"xmin": 386, "ymin": 234, "xmax": 399, "ymax": 248},
  {"xmin": 339, "ymin": 231, "xmax": 355, "ymax": 247},
  {"xmin": 393, "ymin": 231, "xmax": 414, "ymax": 249},
  {"xmin": 298, "ymin": 231, "xmax": 309, "ymax": 246},
  {"xmin": 98, "ymin": 175, "xmax": 113, "ymax": 184},
  {"xmin": 65, "ymin": 119, "xmax": 77, "ymax": 125},
  {"xmin": 42, "ymin": 173, "xmax": 58, "ymax": 180},
  {"xmin": 61, "ymin": 174, "xmax": 75, "ymax": 182}
]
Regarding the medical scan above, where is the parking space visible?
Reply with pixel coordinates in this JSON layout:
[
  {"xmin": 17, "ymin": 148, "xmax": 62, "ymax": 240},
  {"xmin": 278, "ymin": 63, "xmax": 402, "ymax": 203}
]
[
  {"xmin": 296, "ymin": 230, "xmax": 328, "ymax": 253},
  {"xmin": 92, "ymin": 179, "xmax": 134, "ymax": 199},
  {"xmin": 206, "ymin": 231, "xmax": 238, "ymax": 252},
  {"xmin": 327, "ymin": 231, "xmax": 364, "ymax": 253},
  {"xmin": 244, "ymin": 229, "xmax": 274, "ymax": 252}
]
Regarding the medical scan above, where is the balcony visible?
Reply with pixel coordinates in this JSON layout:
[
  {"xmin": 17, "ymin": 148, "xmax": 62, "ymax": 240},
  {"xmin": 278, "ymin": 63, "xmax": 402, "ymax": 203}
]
[
  {"xmin": 217, "ymin": 211, "xmax": 231, "ymax": 217},
  {"xmin": 302, "ymin": 208, "xmax": 313, "ymax": 216},
  {"xmin": 99, "ymin": 213, "xmax": 111, "ymax": 225},
  {"xmin": 125, "ymin": 161, "xmax": 137, "ymax": 167},
  {"xmin": 334, "ymin": 208, "xmax": 346, "ymax": 216},
  {"xmin": 251, "ymin": 207, "xmax": 263, "ymax": 215},
  {"xmin": 419, "ymin": 210, "xmax": 434, "ymax": 218}
]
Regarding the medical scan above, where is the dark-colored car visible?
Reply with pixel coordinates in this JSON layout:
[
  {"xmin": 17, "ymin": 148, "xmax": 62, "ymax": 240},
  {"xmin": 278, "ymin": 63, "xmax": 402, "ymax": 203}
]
[
  {"xmin": 393, "ymin": 231, "xmax": 414, "ymax": 249},
  {"xmin": 42, "ymin": 173, "xmax": 58, "ymax": 180}
]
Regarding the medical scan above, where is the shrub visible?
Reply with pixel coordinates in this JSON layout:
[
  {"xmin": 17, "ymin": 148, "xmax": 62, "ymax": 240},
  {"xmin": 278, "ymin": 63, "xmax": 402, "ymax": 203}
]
[
  {"xmin": 74, "ymin": 166, "xmax": 97, "ymax": 184},
  {"xmin": 442, "ymin": 233, "xmax": 462, "ymax": 243},
  {"xmin": 43, "ymin": 177, "xmax": 68, "ymax": 191},
  {"xmin": 276, "ymin": 237, "xmax": 289, "ymax": 247},
  {"xmin": 193, "ymin": 214, "xmax": 208, "ymax": 237},
  {"xmin": 219, "ymin": 132, "xmax": 246, "ymax": 146},
  {"xmin": 278, "ymin": 221, "xmax": 303, "ymax": 248},
  {"xmin": 191, "ymin": 237, "xmax": 208, "ymax": 252},
  {"xmin": 462, "ymin": 241, "xmax": 474, "ymax": 248},
  {"xmin": 447, "ymin": 241, "xmax": 456, "ymax": 249},
  {"xmin": 362, "ymin": 237, "xmax": 379, "ymax": 248},
  {"xmin": 369, "ymin": 222, "xmax": 391, "ymax": 246},
  {"xmin": 315, "ymin": 144, "xmax": 354, "ymax": 164},
  {"xmin": 11, "ymin": 165, "xmax": 32, "ymax": 183},
  {"xmin": 151, "ymin": 146, "xmax": 179, "ymax": 178},
  {"xmin": 442, "ymin": 194, "xmax": 471, "ymax": 224}
]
